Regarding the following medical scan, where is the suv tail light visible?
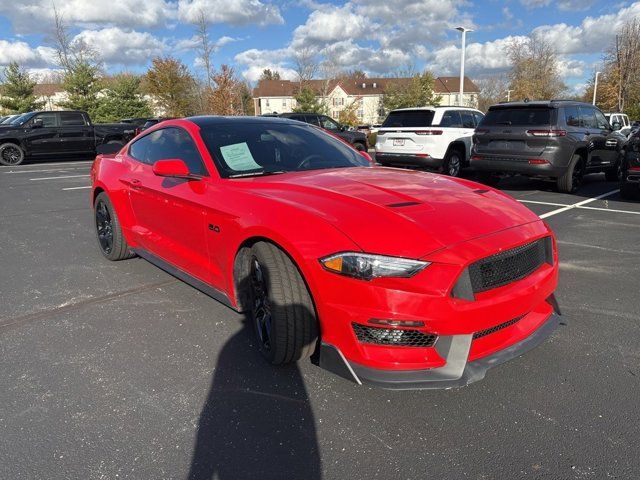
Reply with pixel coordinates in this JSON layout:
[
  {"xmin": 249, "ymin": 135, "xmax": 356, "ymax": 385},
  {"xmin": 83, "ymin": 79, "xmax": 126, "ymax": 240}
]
[
  {"xmin": 415, "ymin": 130, "xmax": 442, "ymax": 135},
  {"xmin": 526, "ymin": 129, "xmax": 567, "ymax": 137},
  {"xmin": 630, "ymin": 166, "xmax": 640, "ymax": 172}
]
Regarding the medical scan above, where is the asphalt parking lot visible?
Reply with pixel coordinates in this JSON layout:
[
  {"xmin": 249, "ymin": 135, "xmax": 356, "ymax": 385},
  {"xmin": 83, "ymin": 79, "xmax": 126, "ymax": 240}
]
[{"xmin": 1, "ymin": 159, "xmax": 639, "ymax": 479}]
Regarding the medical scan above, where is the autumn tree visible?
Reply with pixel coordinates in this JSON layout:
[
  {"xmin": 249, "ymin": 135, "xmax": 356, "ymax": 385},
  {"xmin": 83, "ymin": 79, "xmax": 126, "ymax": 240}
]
[
  {"xmin": 506, "ymin": 34, "xmax": 565, "ymax": 101},
  {"xmin": 382, "ymin": 71, "xmax": 441, "ymax": 111},
  {"xmin": 0, "ymin": 62, "xmax": 44, "ymax": 113},
  {"xmin": 259, "ymin": 69, "xmax": 281, "ymax": 81},
  {"xmin": 144, "ymin": 57, "xmax": 196, "ymax": 117},
  {"xmin": 204, "ymin": 64, "xmax": 240, "ymax": 115},
  {"xmin": 338, "ymin": 98, "xmax": 360, "ymax": 126},
  {"xmin": 476, "ymin": 75, "xmax": 509, "ymax": 112}
]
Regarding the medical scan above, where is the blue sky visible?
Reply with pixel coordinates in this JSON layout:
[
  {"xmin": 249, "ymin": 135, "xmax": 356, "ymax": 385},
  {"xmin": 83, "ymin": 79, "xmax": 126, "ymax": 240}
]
[{"xmin": 0, "ymin": 0, "xmax": 637, "ymax": 93}]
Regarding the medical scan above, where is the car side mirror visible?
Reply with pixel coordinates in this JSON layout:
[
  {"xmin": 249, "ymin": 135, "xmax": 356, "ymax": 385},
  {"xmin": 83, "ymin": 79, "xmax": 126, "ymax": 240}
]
[
  {"xmin": 612, "ymin": 121, "xmax": 621, "ymax": 131},
  {"xmin": 339, "ymin": 124, "xmax": 347, "ymax": 132},
  {"xmin": 32, "ymin": 118, "xmax": 43, "ymax": 129},
  {"xmin": 152, "ymin": 159, "xmax": 195, "ymax": 179}
]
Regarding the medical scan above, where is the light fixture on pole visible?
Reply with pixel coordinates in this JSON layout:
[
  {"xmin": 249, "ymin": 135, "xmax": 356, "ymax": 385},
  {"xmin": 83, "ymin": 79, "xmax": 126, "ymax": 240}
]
[
  {"xmin": 455, "ymin": 26, "xmax": 473, "ymax": 106},
  {"xmin": 592, "ymin": 71, "xmax": 601, "ymax": 105}
]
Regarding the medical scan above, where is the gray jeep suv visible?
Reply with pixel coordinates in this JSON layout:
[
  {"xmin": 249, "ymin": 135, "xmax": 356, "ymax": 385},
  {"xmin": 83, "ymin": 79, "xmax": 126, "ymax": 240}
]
[{"xmin": 471, "ymin": 101, "xmax": 627, "ymax": 193}]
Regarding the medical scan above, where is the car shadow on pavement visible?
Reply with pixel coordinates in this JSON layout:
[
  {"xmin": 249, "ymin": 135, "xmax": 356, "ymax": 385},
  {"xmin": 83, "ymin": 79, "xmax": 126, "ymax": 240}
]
[{"xmin": 187, "ymin": 312, "xmax": 321, "ymax": 480}]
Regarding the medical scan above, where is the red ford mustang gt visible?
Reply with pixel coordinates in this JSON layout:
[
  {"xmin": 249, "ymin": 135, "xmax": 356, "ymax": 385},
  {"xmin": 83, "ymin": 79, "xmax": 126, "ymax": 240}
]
[{"xmin": 91, "ymin": 116, "xmax": 561, "ymax": 389}]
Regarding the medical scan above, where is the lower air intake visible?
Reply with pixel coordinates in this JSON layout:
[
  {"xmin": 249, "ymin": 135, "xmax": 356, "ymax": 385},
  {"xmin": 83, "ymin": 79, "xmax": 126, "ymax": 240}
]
[
  {"xmin": 352, "ymin": 323, "xmax": 437, "ymax": 347},
  {"xmin": 473, "ymin": 314, "xmax": 526, "ymax": 339}
]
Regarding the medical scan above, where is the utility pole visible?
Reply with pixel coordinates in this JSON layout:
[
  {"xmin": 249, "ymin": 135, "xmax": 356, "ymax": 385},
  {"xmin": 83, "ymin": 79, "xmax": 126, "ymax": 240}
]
[
  {"xmin": 455, "ymin": 27, "xmax": 473, "ymax": 106},
  {"xmin": 592, "ymin": 71, "xmax": 600, "ymax": 105}
]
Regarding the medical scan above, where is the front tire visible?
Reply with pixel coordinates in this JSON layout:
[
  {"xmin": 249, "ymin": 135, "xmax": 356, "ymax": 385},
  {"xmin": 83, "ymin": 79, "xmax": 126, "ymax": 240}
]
[
  {"xmin": 0, "ymin": 143, "xmax": 25, "ymax": 166},
  {"xmin": 247, "ymin": 242, "xmax": 319, "ymax": 365},
  {"xmin": 94, "ymin": 192, "xmax": 135, "ymax": 261},
  {"xmin": 557, "ymin": 153, "xmax": 584, "ymax": 193}
]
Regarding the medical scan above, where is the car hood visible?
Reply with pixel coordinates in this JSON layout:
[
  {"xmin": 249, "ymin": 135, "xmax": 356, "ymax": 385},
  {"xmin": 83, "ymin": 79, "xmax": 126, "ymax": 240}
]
[{"xmin": 241, "ymin": 167, "xmax": 541, "ymax": 258}]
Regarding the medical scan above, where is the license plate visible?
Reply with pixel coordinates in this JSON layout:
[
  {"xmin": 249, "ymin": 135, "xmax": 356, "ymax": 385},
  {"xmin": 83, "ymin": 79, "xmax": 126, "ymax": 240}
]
[{"xmin": 393, "ymin": 139, "xmax": 405, "ymax": 146}]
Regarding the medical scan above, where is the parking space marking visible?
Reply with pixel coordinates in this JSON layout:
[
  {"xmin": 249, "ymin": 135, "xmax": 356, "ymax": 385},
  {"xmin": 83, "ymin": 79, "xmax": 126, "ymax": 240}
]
[
  {"xmin": 30, "ymin": 174, "xmax": 90, "ymax": 181},
  {"xmin": 538, "ymin": 189, "xmax": 620, "ymax": 219},
  {"xmin": 62, "ymin": 186, "xmax": 91, "ymax": 191},
  {"xmin": 4, "ymin": 168, "xmax": 90, "ymax": 174},
  {"xmin": 578, "ymin": 205, "xmax": 640, "ymax": 215},
  {"xmin": 518, "ymin": 199, "xmax": 569, "ymax": 207},
  {"xmin": 0, "ymin": 160, "xmax": 93, "ymax": 169}
]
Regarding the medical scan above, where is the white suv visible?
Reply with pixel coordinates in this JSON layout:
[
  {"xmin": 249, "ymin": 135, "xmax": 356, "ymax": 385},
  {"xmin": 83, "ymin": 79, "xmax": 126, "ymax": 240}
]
[{"xmin": 375, "ymin": 106, "xmax": 484, "ymax": 177}]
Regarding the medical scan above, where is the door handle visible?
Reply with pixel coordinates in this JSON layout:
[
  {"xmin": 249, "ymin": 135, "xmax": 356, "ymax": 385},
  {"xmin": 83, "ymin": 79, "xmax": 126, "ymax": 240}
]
[{"xmin": 121, "ymin": 177, "xmax": 142, "ymax": 188}]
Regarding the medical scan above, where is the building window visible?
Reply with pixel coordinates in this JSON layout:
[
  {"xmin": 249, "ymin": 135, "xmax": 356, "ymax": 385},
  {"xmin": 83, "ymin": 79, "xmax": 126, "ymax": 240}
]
[
  {"xmin": 265, "ymin": 99, "xmax": 270, "ymax": 107},
  {"xmin": 282, "ymin": 99, "xmax": 287, "ymax": 107},
  {"xmin": 357, "ymin": 109, "xmax": 364, "ymax": 118}
]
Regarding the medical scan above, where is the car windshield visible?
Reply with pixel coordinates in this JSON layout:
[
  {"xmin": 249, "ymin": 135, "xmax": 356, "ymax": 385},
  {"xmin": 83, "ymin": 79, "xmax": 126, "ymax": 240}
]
[
  {"xmin": 382, "ymin": 110, "xmax": 435, "ymax": 128},
  {"xmin": 200, "ymin": 122, "xmax": 370, "ymax": 178},
  {"xmin": 481, "ymin": 107, "xmax": 552, "ymax": 126},
  {"xmin": 8, "ymin": 113, "xmax": 36, "ymax": 126}
]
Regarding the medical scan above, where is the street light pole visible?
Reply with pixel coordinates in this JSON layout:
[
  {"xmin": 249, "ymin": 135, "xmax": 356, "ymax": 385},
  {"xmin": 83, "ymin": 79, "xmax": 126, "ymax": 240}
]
[
  {"xmin": 592, "ymin": 71, "xmax": 601, "ymax": 106},
  {"xmin": 507, "ymin": 89, "xmax": 513, "ymax": 102},
  {"xmin": 455, "ymin": 27, "xmax": 473, "ymax": 107}
]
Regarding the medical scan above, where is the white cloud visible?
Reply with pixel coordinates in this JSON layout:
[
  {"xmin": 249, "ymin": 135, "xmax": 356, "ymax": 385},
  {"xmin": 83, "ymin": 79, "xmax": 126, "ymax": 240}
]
[
  {"xmin": 291, "ymin": 4, "xmax": 370, "ymax": 49},
  {"xmin": 0, "ymin": 0, "xmax": 175, "ymax": 32},
  {"xmin": 175, "ymin": 35, "xmax": 240, "ymax": 52},
  {"xmin": 74, "ymin": 28, "xmax": 166, "ymax": 65},
  {"xmin": 520, "ymin": 0, "xmax": 596, "ymax": 11},
  {"xmin": 0, "ymin": 40, "xmax": 56, "ymax": 68},
  {"xmin": 178, "ymin": 0, "xmax": 283, "ymax": 26},
  {"xmin": 241, "ymin": 65, "xmax": 298, "ymax": 82}
]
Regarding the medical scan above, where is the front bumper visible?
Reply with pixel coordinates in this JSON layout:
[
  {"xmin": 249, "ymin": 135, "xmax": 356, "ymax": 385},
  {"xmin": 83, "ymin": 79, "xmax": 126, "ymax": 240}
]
[
  {"xmin": 375, "ymin": 152, "xmax": 444, "ymax": 170},
  {"xmin": 319, "ymin": 308, "xmax": 560, "ymax": 390}
]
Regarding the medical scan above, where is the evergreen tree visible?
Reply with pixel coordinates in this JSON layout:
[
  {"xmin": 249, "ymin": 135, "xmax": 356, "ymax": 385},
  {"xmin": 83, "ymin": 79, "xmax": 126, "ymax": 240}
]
[
  {"xmin": 59, "ymin": 61, "xmax": 103, "ymax": 117},
  {"xmin": 92, "ymin": 74, "xmax": 152, "ymax": 122},
  {"xmin": 259, "ymin": 69, "xmax": 281, "ymax": 81},
  {"xmin": 293, "ymin": 86, "xmax": 327, "ymax": 114},
  {"xmin": 0, "ymin": 62, "xmax": 44, "ymax": 113}
]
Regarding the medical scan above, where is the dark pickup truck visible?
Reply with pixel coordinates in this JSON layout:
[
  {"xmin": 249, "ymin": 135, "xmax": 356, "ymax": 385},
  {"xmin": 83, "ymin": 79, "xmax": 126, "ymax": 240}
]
[
  {"xmin": 278, "ymin": 112, "xmax": 369, "ymax": 151},
  {"xmin": 0, "ymin": 110, "xmax": 136, "ymax": 166}
]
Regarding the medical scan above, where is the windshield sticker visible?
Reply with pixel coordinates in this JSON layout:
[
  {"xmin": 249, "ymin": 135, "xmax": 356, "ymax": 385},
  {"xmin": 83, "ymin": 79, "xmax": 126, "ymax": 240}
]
[{"xmin": 219, "ymin": 142, "xmax": 262, "ymax": 171}]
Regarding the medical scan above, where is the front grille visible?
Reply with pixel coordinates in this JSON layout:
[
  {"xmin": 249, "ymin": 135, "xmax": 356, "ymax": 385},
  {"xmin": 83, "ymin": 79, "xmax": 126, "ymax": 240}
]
[
  {"xmin": 468, "ymin": 238, "xmax": 550, "ymax": 293},
  {"xmin": 352, "ymin": 323, "xmax": 437, "ymax": 347},
  {"xmin": 473, "ymin": 314, "xmax": 526, "ymax": 339}
]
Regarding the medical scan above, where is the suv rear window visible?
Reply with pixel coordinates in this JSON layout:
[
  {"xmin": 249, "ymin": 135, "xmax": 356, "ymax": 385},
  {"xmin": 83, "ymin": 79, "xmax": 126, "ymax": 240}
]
[
  {"xmin": 382, "ymin": 110, "xmax": 435, "ymax": 128},
  {"xmin": 481, "ymin": 107, "xmax": 552, "ymax": 126}
]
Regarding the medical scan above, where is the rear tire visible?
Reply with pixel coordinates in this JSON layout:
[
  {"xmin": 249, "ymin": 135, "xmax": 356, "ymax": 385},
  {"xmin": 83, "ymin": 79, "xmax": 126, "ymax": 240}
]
[
  {"xmin": 0, "ymin": 143, "xmax": 25, "ymax": 166},
  {"xmin": 247, "ymin": 242, "xmax": 319, "ymax": 365},
  {"xmin": 557, "ymin": 153, "xmax": 584, "ymax": 193},
  {"xmin": 442, "ymin": 148, "xmax": 463, "ymax": 177},
  {"xmin": 94, "ymin": 192, "xmax": 135, "ymax": 261},
  {"xmin": 354, "ymin": 142, "xmax": 366, "ymax": 152}
]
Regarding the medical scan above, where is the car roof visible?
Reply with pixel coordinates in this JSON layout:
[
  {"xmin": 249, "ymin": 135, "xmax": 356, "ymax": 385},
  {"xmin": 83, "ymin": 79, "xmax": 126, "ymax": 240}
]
[
  {"xmin": 187, "ymin": 115, "xmax": 303, "ymax": 127},
  {"xmin": 389, "ymin": 106, "xmax": 479, "ymax": 112},
  {"xmin": 491, "ymin": 100, "xmax": 592, "ymax": 109}
]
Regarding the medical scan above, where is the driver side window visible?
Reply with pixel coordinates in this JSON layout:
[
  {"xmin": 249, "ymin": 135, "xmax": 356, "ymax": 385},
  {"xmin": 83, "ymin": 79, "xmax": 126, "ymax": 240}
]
[
  {"xmin": 594, "ymin": 110, "xmax": 609, "ymax": 130},
  {"xmin": 32, "ymin": 113, "xmax": 58, "ymax": 128},
  {"xmin": 320, "ymin": 116, "xmax": 339, "ymax": 130}
]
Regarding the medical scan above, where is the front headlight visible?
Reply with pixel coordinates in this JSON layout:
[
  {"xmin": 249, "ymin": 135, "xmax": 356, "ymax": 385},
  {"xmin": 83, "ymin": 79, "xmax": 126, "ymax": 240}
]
[{"xmin": 319, "ymin": 252, "xmax": 430, "ymax": 280}]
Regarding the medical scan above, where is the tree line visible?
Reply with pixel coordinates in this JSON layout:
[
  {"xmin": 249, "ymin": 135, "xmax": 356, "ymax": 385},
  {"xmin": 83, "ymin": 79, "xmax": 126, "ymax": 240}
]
[{"xmin": 0, "ymin": 9, "xmax": 254, "ymax": 121}]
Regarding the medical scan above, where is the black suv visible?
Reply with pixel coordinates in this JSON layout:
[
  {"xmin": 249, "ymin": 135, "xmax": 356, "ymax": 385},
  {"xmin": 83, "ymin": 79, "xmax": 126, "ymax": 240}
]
[
  {"xmin": 471, "ymin": 101, "xmax": 627, "ymax": 193},
  {"xmin": 279, "ymin": 112, "xmax": 369, "ymax": 151}
]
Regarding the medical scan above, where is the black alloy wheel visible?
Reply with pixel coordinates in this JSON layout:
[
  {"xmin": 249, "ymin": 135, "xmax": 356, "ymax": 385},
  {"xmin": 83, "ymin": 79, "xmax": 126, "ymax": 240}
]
[
  {"xmin": 95, "ymin": 199, "xmax": 114, "ymax": 255},
  {"xmin": 572, "ymin": 159, "xmax": 585, "ymax": 191},
  {"xmin": 0, "ymin": 144, "xmax": 24, "ymax": 166},
  {"xmin": 250, "ymin": 257, "xmax": 272, "ymax": 353},
  {"xmin": 445, "ymin": 151, "xmax": 462, "ymax": 177}
]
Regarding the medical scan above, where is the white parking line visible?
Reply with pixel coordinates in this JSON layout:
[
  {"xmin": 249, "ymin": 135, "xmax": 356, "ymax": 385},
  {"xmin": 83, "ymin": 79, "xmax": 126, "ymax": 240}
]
[
  {"xmin": 0, "ymin": 160, "xmax": 93, "ymax": 169},
  {"xmin": 518, "ymin": 199, "xmax": 569, "ymax": 207},
  {"xmin": 30, "ymin": 174, "xmax": 90, "ymax": 181},
  {"xmin": 578, "ymin": 205, "xmax": 640, "ymax": 215},
  {"xmin": 62, "ymin": 185, "xmax": 91, "ymax": 191},
  {"xmin": 4, "ymin": 167, "xmax": 90, "ymax": 174},
  {"xmin": 538, "ymin": 190, "xmax": 620, "ymax": 219}
]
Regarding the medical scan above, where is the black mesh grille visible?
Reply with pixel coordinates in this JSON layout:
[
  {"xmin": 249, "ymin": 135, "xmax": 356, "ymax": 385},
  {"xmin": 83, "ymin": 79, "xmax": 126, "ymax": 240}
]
[
  {"xmin": 473, "ymin": 314, "xmax": 526, "ymax": 339},
  {"xmin": 352, "ymin": 323, "xmax": 437, "ymax": 347},
  {"xmin": 468, "ymin": 238, "xmax": 549, "ymax": 293}
]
